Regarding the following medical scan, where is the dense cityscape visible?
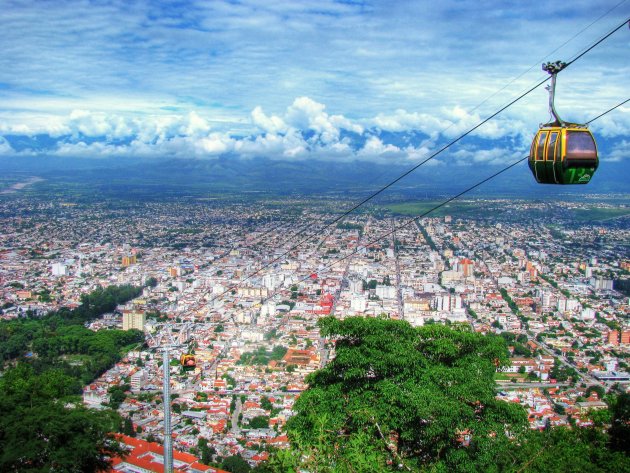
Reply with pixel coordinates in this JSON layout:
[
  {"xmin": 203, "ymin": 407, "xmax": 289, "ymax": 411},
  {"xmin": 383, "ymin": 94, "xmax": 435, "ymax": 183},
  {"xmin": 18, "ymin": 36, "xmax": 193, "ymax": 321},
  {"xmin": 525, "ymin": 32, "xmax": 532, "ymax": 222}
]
[
  {"xmin": 1, "ymin": 192, "xmax": 628, "ymax": 471},
  {"xmin": 1, "ymin": 1, "xmax": 628, "ymax": 471}
]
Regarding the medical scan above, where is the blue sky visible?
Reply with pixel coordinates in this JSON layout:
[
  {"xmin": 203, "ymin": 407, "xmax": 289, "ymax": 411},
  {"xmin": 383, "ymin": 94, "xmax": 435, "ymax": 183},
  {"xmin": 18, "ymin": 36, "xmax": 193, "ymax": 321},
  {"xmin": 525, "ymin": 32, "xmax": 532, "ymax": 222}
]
[{"xmin": 0, "ymin": 0, "xmax": 628, "ymax": 164}]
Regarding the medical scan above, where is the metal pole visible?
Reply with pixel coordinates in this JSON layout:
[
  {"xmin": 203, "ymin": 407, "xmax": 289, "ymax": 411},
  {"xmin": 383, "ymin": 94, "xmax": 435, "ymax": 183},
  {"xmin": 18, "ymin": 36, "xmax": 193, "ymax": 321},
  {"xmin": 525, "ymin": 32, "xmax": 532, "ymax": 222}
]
[
  {"xmin": 542, "ymin": 61, "xmax": 567, "ymax": 126},
  {"xmin": 548, "ymin": 73, "xmax": 564, "ymax": 126},
  {"xmin": 162, "ymin": 348, "xmax": 173, "ymax": 473}
]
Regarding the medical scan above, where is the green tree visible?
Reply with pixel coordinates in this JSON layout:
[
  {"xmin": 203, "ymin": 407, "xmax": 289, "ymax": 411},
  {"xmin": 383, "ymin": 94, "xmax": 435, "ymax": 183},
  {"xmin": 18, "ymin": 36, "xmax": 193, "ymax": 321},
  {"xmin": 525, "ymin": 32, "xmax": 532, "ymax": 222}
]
[
  {"xmin": 609, "ymin": 393, "xmax": 630, "ymax": 454},
  {"xmin": 493, "ymin": 426, "xmax": 630, "ymax": 472},
  {"xmin": 122, "ymin": 416, "xmax": 136, "ymax": 437},
  {"xmin": 586, "ymin": 385, "xmax": 606, "ymax": 400},
  {"xmin": 108, "ymin": 385, "xmax": 128, "ymax": 409},
  {"xmin": 270, "ymin": 345, "xmax": 288, "ymax": 360},
  {"xmin": 222, "ymin": 454, "xmax": 252, "ymax": 473},
  {"xmin": 145, "ymin": 277, "xmax": 158, "ymax": 287},
  {"xmin": 260, "ymin": 396, "xmax": 273, "ymax": 411},
  {"xmin": 282, "ymin": 316, "xmax": 527, "ymax": 472},
  {"xmin": 0, "ymin": 365, "xmax": 124, "ymax": 472},
  {"xmin": 249, "ymin": 415, "xmax": 270, "ymax": 429}
]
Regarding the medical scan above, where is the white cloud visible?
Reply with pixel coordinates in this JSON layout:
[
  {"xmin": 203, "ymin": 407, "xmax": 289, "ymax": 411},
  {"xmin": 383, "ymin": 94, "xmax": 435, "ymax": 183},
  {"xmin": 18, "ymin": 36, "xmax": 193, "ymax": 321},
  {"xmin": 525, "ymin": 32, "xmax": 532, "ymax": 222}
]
[
  {"xmin": 196, "ymin": 133, "xmax": 234, "ymax": 155},
  {"xmin": 251, "ymin": 106, "xmax": 288, "ymax": 134},
  {"xmin": 440, "ymin": 106, "xmax": 515, "ymax": 140},
  {"xmin": 181, "ymin": 112, "xmax": 211, "ymax": 137},
  {"xmin": 235, "ymin": 129, "xmax": 309, "ymax": 159},
  {"xmin": 371, "ymin": 109, "xmax": 448, "ymax": 135},
  {"xmin": 0, "ymin": 136, "xmax": 14, "ymax": 155},
  {"xmin": 601, "ymin": 140, "xmax": 629, "ymax": 162},
  {"xmin": 449, "ymin": 146, "xmax": 520, "ymax": 166},
  {"xmin": 55, "ymin": 140, "xmax": 120, "ymax": 158},
  {"xmin": 251, "ymin": 97, "xmax": 364, "ymax": 146},
  {"xmin": 285, "ymin": 97, "xmax": 340, "ymax": 143},
  {"xmin": 68, "ymin": 110, "xmax": 134, "ymax": 139},
  {"xmin": 590, "ymin": 109, "xmax": 630, "ymax": 139},
  {"xmin": 0, "ymin": 92, "xmax": 622, "ymax": 168},
  {"xmin": 357, "ymin": 136, "xmax": 403, "ymax": 159}
]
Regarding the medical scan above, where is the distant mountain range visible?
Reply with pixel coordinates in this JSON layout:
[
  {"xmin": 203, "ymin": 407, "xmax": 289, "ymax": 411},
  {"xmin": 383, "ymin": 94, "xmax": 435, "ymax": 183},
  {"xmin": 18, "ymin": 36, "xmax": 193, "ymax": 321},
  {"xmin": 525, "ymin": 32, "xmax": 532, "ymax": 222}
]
[{"xmin": 0, "ymin": 155, "xmax": 628, "ymax": 200}]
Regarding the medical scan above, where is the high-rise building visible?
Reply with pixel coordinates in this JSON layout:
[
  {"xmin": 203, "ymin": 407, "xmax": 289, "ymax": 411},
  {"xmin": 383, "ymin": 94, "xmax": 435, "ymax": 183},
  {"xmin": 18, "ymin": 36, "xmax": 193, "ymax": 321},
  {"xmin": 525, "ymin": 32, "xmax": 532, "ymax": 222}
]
[
  {"xmin": 621, "ymin": 330, "xmax": 630, "ymax": 345},
  {"xmin": 122, "ymin": 255, "xmax": 137, "ymax": 267},
  {"xmin": 607, "ymin": 330, "xmax": 619, "ymax": 346},
  {"xmin": 590, "ymin": 277, "xmax": 613, "ymax": 291},
  {"xmin": 434, "ymin": 294, "xmax": 462, "ymax": 312},
  {"xmin": 459, "ymin": 258, "xmax": 474, "ymax": 277},
  {"xmin": 123, "ymin": 311, "xmax": 146, "ymax": 331},
  {"xmin": 51, "ymin": 262, "xmax": 67, "ymax": 276},
  {"xmin": 130, "ymin": 370, "xmax": 147, "ymax": 391}
]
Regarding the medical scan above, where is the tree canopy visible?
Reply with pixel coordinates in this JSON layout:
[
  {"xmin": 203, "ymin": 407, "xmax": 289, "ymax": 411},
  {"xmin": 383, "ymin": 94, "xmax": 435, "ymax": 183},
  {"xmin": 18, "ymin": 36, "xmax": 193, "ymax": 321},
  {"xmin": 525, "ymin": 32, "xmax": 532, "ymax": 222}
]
[
  {"xmin": 261, "ymin": 316, "xmax": 630, "ymax": 472},
  {"xmin": 0, "ymin": 284, "xmax": 143, "ymax": 471},
  {"xmin": 0, "ymin": 363, "xmax": 124, "ymax": 472},
  {"xmin": 281, "ymin": 316, "xmax": 526, "ymax": 471}
]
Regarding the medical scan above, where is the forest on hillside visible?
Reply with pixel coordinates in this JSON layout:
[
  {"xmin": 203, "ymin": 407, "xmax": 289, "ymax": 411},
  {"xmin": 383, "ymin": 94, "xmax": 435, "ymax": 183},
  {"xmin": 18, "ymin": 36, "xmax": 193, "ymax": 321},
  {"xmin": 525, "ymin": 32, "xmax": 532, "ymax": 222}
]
[{"xmin": 0, "ymin": 285, "xmax": 144, "ymax": 471}]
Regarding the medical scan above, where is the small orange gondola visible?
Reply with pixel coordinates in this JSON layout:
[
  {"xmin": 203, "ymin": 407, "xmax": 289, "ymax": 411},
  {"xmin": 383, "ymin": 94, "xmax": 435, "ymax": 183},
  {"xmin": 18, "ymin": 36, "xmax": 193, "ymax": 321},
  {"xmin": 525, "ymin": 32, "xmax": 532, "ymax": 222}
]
[
  {"xmin": 180, "ymin": 354, "xmax": 196, "ymax": 370},
  {"xmin": 528, "ymin": 61, "xmax": 598, "ymax": 185}
]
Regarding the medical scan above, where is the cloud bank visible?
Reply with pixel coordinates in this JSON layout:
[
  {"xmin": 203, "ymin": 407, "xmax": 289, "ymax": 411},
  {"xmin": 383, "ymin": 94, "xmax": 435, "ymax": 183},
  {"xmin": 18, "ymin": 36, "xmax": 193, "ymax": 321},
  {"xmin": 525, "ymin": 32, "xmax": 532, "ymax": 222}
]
[
  {"xmin": 1, "ymin": 94, "xmax": 628, "ymax": 164},
  {"xmin": 0, "ymin": 1, "xmax": 628, "ymax": 163}
]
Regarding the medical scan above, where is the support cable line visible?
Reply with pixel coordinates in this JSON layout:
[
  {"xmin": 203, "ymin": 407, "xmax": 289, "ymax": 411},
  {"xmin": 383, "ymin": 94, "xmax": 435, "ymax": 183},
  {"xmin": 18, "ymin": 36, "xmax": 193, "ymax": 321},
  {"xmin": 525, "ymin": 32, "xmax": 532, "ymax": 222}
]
[
  {"xmin": 217, "ymin": 97, "xmax": 628, "ymax": 323},
  {"xmin": 565, "ymin": 17, "xmax": 629, "ymax": 67},
  {"xmin": 585, "ymin": 98, "xmax": 630, "ymax": 124},
  {"xmin": 212, "ymin": 15, "xmax": 628, "ymax": 271},
  {"xmin": 454, "ymin": 0, "xmax": 628, "ymax": 122},
  {"xmin": 208, "ymin": 78, "xmax": 549, "ymax": 305},
  {"xmin": 207, "ymin": 18, "xmax": 629, "ymax": 307}
]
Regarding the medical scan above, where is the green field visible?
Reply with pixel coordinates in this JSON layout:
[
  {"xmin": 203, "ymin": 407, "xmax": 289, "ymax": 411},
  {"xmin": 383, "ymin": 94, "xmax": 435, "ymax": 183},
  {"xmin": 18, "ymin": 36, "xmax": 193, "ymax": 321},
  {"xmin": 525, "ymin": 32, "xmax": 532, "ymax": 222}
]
[
  {"xmin": 381, "ymin": 200, "xmax": 488, "ymax": 218},
  {"xmin": 571, "ymin": 207, "xmax": 630, "ymax": 222}
]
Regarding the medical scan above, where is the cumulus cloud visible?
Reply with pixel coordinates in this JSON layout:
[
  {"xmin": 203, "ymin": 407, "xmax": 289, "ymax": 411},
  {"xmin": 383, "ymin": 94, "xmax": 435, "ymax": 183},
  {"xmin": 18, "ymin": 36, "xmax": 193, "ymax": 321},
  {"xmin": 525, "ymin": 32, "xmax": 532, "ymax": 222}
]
[
  {"xmin": 601, "ymin": 140, "xmax": 629, "ymax": 163},
  {"xmin": 196, "ymin": 133, "xmax": 234, "ymax": 155},
  {"xmin": 0, "ymin": 94, "xmax": 616, "ymax": 166},
  {"xmin": 251, "ymin": 106, "xmax": 288, "ymax": 134},
  {"xmin": 357, "ymin": 136, "xmax": 404, "ymax": 159},
  {"xmin": 181, "ymin": 112, "xmax": 211, "ymax": 137},
  {"xmin": 368, "ymin": 105, "xmax": 525, "ymax": 143},
  {"xmin": 68, "ymin": 110, "xmax": 132, "ymax": 138},
  {"xmin": 371, "ymin": 109, "xmax": 448, "ymax": 135},
  {"xmin": 0, "ymin": 136, "xmax": 14, "ymax": 155},
  {"xmin": 251, "ymin": 97, "xmax": 365, "ymax": 149},
  {"xmin": 246, "ymin": 97, "xmax": 369, "ymax": 158},
  {"xmin": 284, "ymin": 97, "xmax": 340, "ymax": 143},
  {"xmin": 449, "ymin": 146, "xmax": 520, "ymax": 166},
  {"xmin": 235, "ymin": 129, "xmax": 309, "ymax": 159},
  {"xmin": 590, "ymin": 110, "xmax": 630, "ymax": 139}
]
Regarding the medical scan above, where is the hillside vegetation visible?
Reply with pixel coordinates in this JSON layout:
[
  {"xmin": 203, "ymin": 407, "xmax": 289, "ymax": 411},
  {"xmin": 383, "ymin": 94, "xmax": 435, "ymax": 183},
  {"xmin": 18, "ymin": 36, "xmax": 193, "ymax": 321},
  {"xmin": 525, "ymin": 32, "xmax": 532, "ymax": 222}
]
[{"xmin": 258, "ymin": 317, "xmax": 630, "ymax": 472}]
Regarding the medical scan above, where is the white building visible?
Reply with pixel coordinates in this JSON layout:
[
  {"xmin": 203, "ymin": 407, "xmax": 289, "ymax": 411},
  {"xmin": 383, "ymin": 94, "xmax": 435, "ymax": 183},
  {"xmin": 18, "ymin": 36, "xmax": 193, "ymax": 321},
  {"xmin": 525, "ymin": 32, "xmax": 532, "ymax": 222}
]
[
  {"xmin": 130, "ymin": 370, "xmax": 147, "ymax": 392},
  {"xmin": 375, "ymin": 285, "xmax": 396, "ymax": 299},
  {"xmin": 51, "ymin": 262, "xmax": 67, "ymax": 277}
]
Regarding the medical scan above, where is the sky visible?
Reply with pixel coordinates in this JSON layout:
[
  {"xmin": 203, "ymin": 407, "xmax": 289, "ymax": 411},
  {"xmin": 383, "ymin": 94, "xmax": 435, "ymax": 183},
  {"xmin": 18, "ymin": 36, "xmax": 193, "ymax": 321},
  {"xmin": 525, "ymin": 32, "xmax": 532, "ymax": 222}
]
[{"xmin": 0, "ymin": 0, "xmax": 628, "ymax": 165}]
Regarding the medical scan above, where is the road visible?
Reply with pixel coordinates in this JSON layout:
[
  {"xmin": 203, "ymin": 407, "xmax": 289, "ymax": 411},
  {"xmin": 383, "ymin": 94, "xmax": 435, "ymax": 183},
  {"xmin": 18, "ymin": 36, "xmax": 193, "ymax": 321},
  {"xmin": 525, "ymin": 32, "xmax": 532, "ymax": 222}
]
[
  {"xmin": 319, "ymin": 338, "xmax": 329, "ymax": 368},
  {"xmin": 231, "ymin": 397, "xmax": 242, "ymax": 434},
  {"xmin": 537, "ymin": 343, "xmax": 604, "ymax": 387},
  {"xmin": 497, "ymin": 381, "xmax": 571, "ymax": 390},
  {"xmin": 392, "ymin": 219, "xmax": 404, "ymax": 319}
]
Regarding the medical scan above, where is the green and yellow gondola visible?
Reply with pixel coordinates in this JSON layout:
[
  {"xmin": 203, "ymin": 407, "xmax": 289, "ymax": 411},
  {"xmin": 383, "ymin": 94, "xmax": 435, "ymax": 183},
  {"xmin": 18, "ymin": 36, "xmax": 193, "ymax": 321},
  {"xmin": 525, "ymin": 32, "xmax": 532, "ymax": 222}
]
[{"xmin": 528, "ymin": 61, "xmax": 599, "ymax": 185}]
